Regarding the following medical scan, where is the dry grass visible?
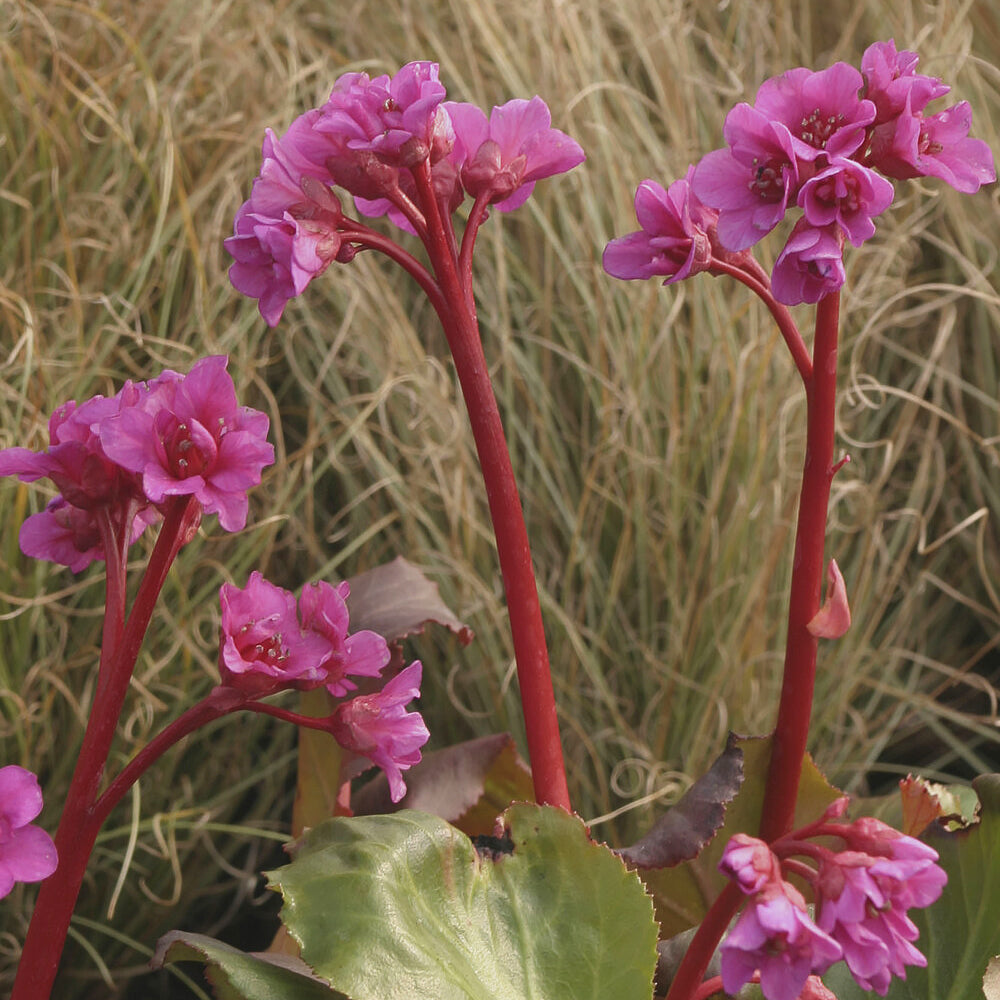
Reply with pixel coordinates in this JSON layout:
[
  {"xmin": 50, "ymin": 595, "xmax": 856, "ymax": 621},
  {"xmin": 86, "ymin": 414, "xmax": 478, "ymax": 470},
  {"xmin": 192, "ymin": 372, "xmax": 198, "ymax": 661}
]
[{"xmin": 2, "ymin": 0, "xmax": 999, "ymax": 994}]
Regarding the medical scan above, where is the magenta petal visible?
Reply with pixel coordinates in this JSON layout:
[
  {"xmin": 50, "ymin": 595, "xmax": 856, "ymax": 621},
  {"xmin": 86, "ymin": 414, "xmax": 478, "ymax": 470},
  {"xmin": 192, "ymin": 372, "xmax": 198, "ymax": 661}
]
[
  {"xmin": 1, "ymin": 824, "xmax": 58, "ymax": 884},
  {"xmin": 0, "ymin": 447, "xmax": 55, "ymax": 482},
  {"xmin": 0, "ymin": 765, "xmax": 44, "ymax": 828},
  {"xmin": 343, "ymin": 629, "xmax": 391, "ymax": 677},
  {"xmin": 19, "ymin": 505, "xmax": 102, "ymax": 573},
  {"xmin": 446, "ymin": 101, "xmax": 490, "ymax": 161}
]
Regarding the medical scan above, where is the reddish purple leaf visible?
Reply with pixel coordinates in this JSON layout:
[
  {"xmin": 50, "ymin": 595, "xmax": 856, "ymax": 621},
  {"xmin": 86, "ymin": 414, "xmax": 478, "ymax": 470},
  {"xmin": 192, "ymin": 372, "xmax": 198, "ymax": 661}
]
[
  {"xmin": 617, "ymin": 734, "xmax": 744, "ymax": 869},
  {"xmin": 345, "ymin": 556, "xmax": 474, "ymax": 646}
]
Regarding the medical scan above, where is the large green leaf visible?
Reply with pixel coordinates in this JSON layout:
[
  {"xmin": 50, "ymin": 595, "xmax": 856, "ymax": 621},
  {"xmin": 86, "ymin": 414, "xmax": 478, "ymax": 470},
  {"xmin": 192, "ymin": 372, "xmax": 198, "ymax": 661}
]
[
  {"xmin": 824, "ymin": 774, "xmax": 1000, "ymax": 1000},
  {"xmin": 152, "ymin": 931, "xmax": 346, "ymax": 1000},
  {"xmin": 270, "ymin": 804, "xmax": 659, "ymax": 1000}
]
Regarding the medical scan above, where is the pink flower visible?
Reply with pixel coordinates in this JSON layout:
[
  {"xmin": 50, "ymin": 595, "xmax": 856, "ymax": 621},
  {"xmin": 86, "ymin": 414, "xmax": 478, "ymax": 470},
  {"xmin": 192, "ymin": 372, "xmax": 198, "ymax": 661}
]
[
  {"xmin": 814, "ymin": 846, "xmax": 941, "ymax": 995},
  {"xmin": 602, "ymin": 170, "xmax": 718, "ymax": 283},
  {"xmin": 719, "ymin": 833, "xmax": 782, "ymax": 895},
  {"xmin": 771, "ymin": 220, "xmax": 846, "ymax": 305},
  {"xmin": 100, "ymin": 356, "xmax": 274, "ymax": 532},
  {"xmin": 754, "ymin": 63, "xmax": 875, "ymax": 162},
  {"xmin": 298, "ymin": 581, "xmax": 391, "ymax": 697},
  {"xmin": 219, "ymin": 572, "xmax": 334, "ymax": 696},
  {"xmin": 0, "ymin": 383, "xmax": 158, "ymax": 571},
  {"xmin": 861, "ymin": 40, "xmax": 950, "ymax": 124},
  {"xmin": 0, "ymin": 387, "xmax": 145, "ymax": 511},
  {"xmin": 18, "ymin": 498, "xmax": 154, "ymax": 573},
  {"xmin": 797, "ymin": 157, "xmax": 894, "ymax": 246},
  {"xmin": 691, "ymin": 104, "xmax": 800, "ymax": 250},
  {"xmin": 328, "ymin": 661, "xmax": 429, "ymax": 802},
  {"xmin": 0, "ymin": 765, "xmax": 58, "ymax": 898},
  {"xmin": 446, "ymin": 96, "xmax": 585, "ymax": 211},
  {"xmin": 317, "ymin": 62, "xmax": 452, "ymax": 172},
  {"xmin": 721, "ymin": 878, "xmax": 842, "ymax": 1000},
  {"xmin": 226, "ymin": 113, "xmax": 349, "ymax": 327},
  {"xmin": 869, "ymin": 96, "xmax": 996, "ymax": 193}
]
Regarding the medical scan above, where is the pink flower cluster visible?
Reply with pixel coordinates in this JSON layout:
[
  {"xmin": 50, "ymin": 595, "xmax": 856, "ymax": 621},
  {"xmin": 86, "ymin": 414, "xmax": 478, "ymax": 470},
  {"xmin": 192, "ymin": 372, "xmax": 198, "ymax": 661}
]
[
  {"xmin": 718, "ymin": 800, "xmax": 946, "ymax": 1000},
  {"xmin": 226, "ymin": 61, "xmax": 585, "ymax": 325},
  {"xmin": 605, "ymin": 40, "xmax": 995, "ymax": 304},
  {"xmin": 0, "ymin": 358, "xmax": 274, "ymax": 571},
  {"xmin": 219, "ymin": 572, "xmax": 428, "ymax": 801}
]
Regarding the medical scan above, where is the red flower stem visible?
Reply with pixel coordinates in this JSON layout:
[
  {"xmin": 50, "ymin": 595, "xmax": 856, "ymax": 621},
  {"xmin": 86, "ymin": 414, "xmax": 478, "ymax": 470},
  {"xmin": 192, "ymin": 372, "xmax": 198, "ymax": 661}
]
[
  {"xmin": 758, "ymin": 292, "xmax": 841, "ymax": 843},
  {"xmin": 12, "ymin": 496, "xmax": 199, "ymax": 1000},
  {"xmin": 663, "ymin": 882, "xmax": 743, "ymax": 1000},
  {"xmin": 91, "ymin": 686, "xmax": 247, "ymax": 828},
  {"xmin": 338, "ymin": 218, "xmax": 448, "ymax": 316},
  {"xmin": 240, "ymin": 699, "xmax": 338, "ymax": 730},
  {"xmin": 692, "ymin": 976, "xmax": 727, "ymax": 1000},
  {"xmin": 94, "ymin": 505, "xmax": 130, "ymax": 697},
  {"xmin": 458, "ymin": 193, "xmax": 493, "ymax": 298},
  {"xmin": 411, "ymin": 161, "xmax": 571, "ymax": 811},
  {"xmin": 709, "ymin": 258, "xmax": 813, "ymax": 385}
]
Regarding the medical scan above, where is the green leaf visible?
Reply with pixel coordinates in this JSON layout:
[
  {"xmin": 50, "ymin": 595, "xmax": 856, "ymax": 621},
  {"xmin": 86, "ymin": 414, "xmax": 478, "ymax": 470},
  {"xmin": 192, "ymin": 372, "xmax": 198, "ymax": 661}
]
[
  {"xmin": 270, "ymin": 804, "xmax": 659, "ymax": 1000},
  {"xmin": 152, "ymin": 931, "xmax": 347, "ymax": 1000},
  {"xmin": 640, "ymin": 735, "xmax": 842, "ymax": 937},
  {"xmin": 823, "ymin": 774, "xmax": 1000, "ymax": 1000}
]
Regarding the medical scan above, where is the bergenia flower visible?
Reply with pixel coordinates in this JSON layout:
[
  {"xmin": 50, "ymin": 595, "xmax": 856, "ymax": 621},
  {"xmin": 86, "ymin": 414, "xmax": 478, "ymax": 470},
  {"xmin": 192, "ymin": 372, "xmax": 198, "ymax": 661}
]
[
  {"xmin": 797, "ymin": 157, "xmax": 894, "ymax": 246},
  {"xmin": 446, "ymin": 96, "xmax": 585, "ymax": 211},
  {"xmin": 602, "ymin": 170, "xmax": 718, "ymax": 284},
  {"xmin": 771, "ymin": 220, "xmax": 847, "ymax": 305},
  {"xmin": 691, "ymin": 104, "xmax": 801, "ymax": 250},
  {"xmin": 869, "ymin": 96, "xmax": 996, "ymax": 193},
  {"xmin": 100, "ymin": 356, "xmax": 274, "ymax": 532},
  {"xmin": 317, "ymin": 62, "xmax": 452, "ymax": 172},
  {"xmin": 719, "ymin": 833, "xmax": 782, "ymax": 895},
  {"xmin": 720, "ymin": 877, "xmax": 843, "ymax": 1000},
  {"xmin": 0, "ymin": 765, "xmax": 58, "ymax": 898},
  {"xmin": 0, "ymin": 386, "xmax": 146, "ymax": 511},
  {"xmin": 861, "ymin": 40, "xmax": 950, "ymax": 124},
  {"xmin": 225, "ymin": 115, "xmax": 348, "ymax": 327},
  {"xmin": 328, "ymin": 661, "xmax": 429, "ymax": 802},
  {"xmin": 753, "ymin": 63, "xmax": 876, "ymax": 162},
  {"xmin": 299, "ymin": 580, "xmax": 391, "ymax": 697},
  {"xmin": 219, "ymin": 572, "xmax": 334, "ymax": 696},
  {"xmin": 0, "ymin": 383, "xmax": 158, "ymax": 571},
  {"xmin": 815, "ymin": 837, "xmax": 945, "ymax": 995}
]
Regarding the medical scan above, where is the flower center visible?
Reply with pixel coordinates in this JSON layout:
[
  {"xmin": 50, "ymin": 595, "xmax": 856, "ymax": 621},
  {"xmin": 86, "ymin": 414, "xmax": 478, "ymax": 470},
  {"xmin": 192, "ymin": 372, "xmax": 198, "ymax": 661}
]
[
  {"xmin": 237, "ymin": 625, "xmax": 289, "ymax": 665},
  {"xmin": 798, "ymin": 108, "xmax": 846, "ymax": 149},
  {"xmin": 748, "ymin": 159, "xmax": 787, "ymax": 201},
  {"xmin": 815, "ymin": 172, "xmax": 861, "ymax": 213},
  {"xmin": 163, "ymin": 419, "xmax": 210, "ymax": 479},
  {"xmin": 918, "ymin": 128, "xmax": 943, "ymax": 156}
]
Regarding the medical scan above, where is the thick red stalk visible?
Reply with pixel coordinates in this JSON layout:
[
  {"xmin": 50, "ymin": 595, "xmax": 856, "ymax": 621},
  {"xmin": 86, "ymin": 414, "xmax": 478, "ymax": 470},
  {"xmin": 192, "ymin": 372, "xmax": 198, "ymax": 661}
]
[
  {"xmin": 758, "ymin": 292, "xmax": 841, "ymax": 842},
  {"xmin": 663, "ymin": 882, "xmax": 743, "ymax": 1000},
  {"xmin": 411, "ymin": 162, "xmax": 571, "ymax": 810},
  {"xmin": 12, "ymin": 496, "xmax": 199, "ymax": 1000}
]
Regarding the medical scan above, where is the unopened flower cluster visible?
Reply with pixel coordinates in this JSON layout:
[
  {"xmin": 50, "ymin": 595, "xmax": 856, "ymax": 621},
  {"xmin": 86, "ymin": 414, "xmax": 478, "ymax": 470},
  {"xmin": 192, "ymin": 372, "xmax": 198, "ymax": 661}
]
[
  {"xmin": 226, "ymin": 61, "xmax": 585, "ymax": 325},
  {"xmin": 605, "ymin": 40, "xmax": 995, "ymax": 304},
  {"xmin": 718, "ymin": 798, "xmax": 946, "ymax": 1000}
]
